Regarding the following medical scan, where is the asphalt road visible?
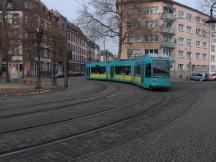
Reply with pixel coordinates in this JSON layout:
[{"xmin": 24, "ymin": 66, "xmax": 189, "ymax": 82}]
[{"xmin": 0, "ymin": 77, "xmax": 216, "ymax": 162}]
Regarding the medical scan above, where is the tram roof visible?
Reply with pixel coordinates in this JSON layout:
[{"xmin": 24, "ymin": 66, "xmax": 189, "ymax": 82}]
[{"xmin": 86, "ymin": 54, "xmax": 171, "ymax": 67}]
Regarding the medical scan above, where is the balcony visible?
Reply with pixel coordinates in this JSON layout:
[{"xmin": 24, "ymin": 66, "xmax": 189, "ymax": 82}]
[
  {"xmin": 160, "ymin": 41, "xmax": 175, "ymax": 48},
  {"xmin": 161, "ymin": 14, "xmax": 176, "ymax": 22},
  {"xmin": 161, "ymin": 27, "xmax": 175, "ymax": 34}
]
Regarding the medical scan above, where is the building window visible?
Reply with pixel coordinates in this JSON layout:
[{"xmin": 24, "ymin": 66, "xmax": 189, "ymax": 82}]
[
  {"xmin": 178, "ymin": 64, "xmax": 184, "ymax": 70},
  {"xmin": 187, "ymin": 26, "xmax": 192, "ymax": 33},
  {"xmin": 179, "ymin": 11, "xmax": 184, "ymax": 18},
  {"xmin": 145, "ymin": 49, "xmax": 158, "ymax": 54},
  {"xmin": 211, "ymin": 45, "xmax": 215, "ymax": 52},
  {"xmin": 179, "ymin": 24, "xmax": 184, "ymax": 32},
  {"xmin": 187, "ymin": 13, "xmax": 192, "ymax": 20},
  {"xmin": 24, "ymin": 2, "xmax": 34, "ymax": 9},
  {"xmin": 128, "ymin": 7, "xmax": 159, "ymax": 15},
  {"xmin": 203, "ymin": 30, "xmax": 207, "ymax": 37},
  {"xmin": 196, "ymin": 41, "xmax": 201, "ymax": 47},
  {"xmin": 178, "ymin": 37, "xmax": 184, "ymax": 45},
  {"xmin": 202, "ymin": 53, "xmax": 207, "ymax": 60},
  {"xmin": 187, "ymin": 52, "xmax": 192, "ymax": 58},
  {"xmin": 12, "ymin": 13, "xmax": 19, "ymax": 25},
  {"xmin": 202, "ymin": 42, "xmax": 207, "ymax": 48},
  {"xmin": 187, "ymin": 39, "xmax": 192, "ymax": 46},
  {"xmin": 211, "ymin": 55, "xmax": 215, "ymax": 62},
  {"xmin": 128, "ymin": 35, "xmax": 159, "ymax": 43},
  {"xmin": 196, "ymin": 16, "xmax": 201, "ymax": 23},
  {"xmin": 196, "ymin": 28, "xmax": 202, "ymax": 35},
  {"xmin": 178, "ymin": 51, "xmax": 184, "ymax": 57},
  {"xmin": 196, "ymin": 53, "xmax": 201, "ymax": 59},
  {"xmin": 163, "ymin": 49, "xmax": 171, "ymax": 56}
]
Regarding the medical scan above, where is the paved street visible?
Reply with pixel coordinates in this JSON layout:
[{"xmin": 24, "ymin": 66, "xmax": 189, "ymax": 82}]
[{"xmin": 0, "ymin": 77, "xmax": 216, "ymax": 162}]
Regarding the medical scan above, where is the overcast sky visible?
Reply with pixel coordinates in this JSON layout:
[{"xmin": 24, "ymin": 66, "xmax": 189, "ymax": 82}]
[{"xmin": 42, "ymin": 0, "xmax": 200, "ymax": 54}]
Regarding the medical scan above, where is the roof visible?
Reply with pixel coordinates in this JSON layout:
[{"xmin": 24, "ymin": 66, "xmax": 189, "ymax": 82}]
[
  {"xmin": 100, "ymin": 50, "xmax": 114, "ymax": 57},
  {"xmin": 7, "ymin": 0, "xmax": 25, "ymax": 10}
]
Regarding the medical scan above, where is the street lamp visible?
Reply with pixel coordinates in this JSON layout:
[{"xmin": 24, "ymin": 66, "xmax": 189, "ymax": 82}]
[{"xmin": 206, "ymin": 3, "xmax": 216, "ymax": 24}]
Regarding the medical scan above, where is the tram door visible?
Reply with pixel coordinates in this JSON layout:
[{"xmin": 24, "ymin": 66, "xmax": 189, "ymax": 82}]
[
  {"xmin": 110, "ymin": 66, "xmax": 114, "ymax": 79},
  {"xmin": 140, "ymin": 64, "xmax": 144, "ymax": 83},
  {"xmin": 86, "ymin": 67, "xmax": 90, "ymax": 77},
  {"xmin": 144, "ymin": 62, "xmax": 152, "ymax": 87}
]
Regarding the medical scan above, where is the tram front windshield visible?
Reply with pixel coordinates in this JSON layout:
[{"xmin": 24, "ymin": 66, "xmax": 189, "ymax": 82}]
[{"xmin": 153, "ymin": 60, "xmax": 170, "ymax": 77}]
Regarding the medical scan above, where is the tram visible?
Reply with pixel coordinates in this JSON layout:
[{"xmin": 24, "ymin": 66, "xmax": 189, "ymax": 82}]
[{"xmin": 86, "ymin": 54, "xmax": 171, "ymax": 89}]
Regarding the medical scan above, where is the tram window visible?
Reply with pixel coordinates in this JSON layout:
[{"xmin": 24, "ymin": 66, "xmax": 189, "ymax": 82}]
[
  {"xmin": 135, "ymin": 65, "xmax": 141, "ymax": 75},
  {"xmin": 115, "ymin": 66, "xmax": 131, "ymax": 75},
  {"xmin": 91, "ymin": 67, "xmax": 106, "ymax": 74},
  {"xmin": 145, "ymin": 64, "xmax": 151, "ymax": 77}
]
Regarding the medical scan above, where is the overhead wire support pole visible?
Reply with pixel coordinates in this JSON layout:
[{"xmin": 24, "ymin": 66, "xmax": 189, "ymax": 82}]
[{"xmin": 64, "ymin": 22, "xmax": 68, "ymax": 88}]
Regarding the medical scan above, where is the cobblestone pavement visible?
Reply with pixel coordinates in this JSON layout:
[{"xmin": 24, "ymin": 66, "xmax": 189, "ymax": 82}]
[{"xmin": 0, "ymin": 78, "xmax": 216, "ymax": 162}]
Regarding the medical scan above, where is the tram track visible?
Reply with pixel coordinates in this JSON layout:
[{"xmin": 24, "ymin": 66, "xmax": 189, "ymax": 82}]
[
  {"xmin": 0, "ymin": 85, "xmax": 201, "ymax": 158},
  {"xmin": 0, "ymin": 83, "xmax": 196, "ymax": 136},
  {"xmin": 0, "ymin": 82, "xmax": 108, "ymax": 108},
  {"xmin": 0, "ymin": 94, "xmax": 169, "ymax": 158},
  {"xmin": 0, "ymin": 83, "xmax": 122, "ymax": 119},
  {"xmin": 77, "ymin": 85, "xmax": 208, "ymax": 162}
]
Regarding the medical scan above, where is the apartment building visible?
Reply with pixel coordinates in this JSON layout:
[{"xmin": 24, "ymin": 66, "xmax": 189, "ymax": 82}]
[
  {"xmin": 53, "ymin": 10, "xmax": 100, "ymax": 76},
  {"xmin": 120, "ymin": 0, "xmax": 211, "ymax": 79},
  {"xmin": 0, "ymin": 0, "xmax": 64, "ymax": 80},
  {"xmin": 67, "ymin": 23, "xmax": 89, "ymax": 75},
  {"xmin": 98, "ymin": 50, "xmax": 115, "ymax": 62}
]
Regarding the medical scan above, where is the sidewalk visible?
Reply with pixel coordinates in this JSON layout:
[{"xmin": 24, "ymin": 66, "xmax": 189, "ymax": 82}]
[{"xmin": 0, "ymin": 79, "xmax": 64, "ymax": 96}]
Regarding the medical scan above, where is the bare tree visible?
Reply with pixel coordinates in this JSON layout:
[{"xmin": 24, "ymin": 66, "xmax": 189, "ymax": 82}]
[
  {"xmin": 77, "ymin": 0, "xmax": 125, "ymax": 58},
  {"xmin": 197, "ymin": 0, "xmax": 216, "ymax": 12},
  {"xmin": 0, "ymin": 0, "xmax": 14, "ymax": 82},
  {"xmin": 47, "ymin": 17, "xmax": 65, "ymax": 86},
  {"xmin": 78, "ymin": 0, "xmax": 152, "ymax": 58},
  {"xmin": 21, "ymin": 0, "xmax": 51, "ymax": 88}
]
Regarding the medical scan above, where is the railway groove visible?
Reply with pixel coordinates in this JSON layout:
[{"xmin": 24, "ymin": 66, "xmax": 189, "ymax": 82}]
[
  {"xmin": 0, "ymin": 82, "xmax": 108, "ymax": 108},
  {"xmin": 0, "ymin": 86, "xmax": 201, "ymax": 158},
  {"xmin": 0, "ymin": 83, "xmax": 122, "ymax": 119}
]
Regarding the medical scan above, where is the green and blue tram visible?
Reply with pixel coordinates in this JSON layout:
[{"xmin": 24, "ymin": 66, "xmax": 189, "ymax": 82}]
[{"xmin": 86, "ymin": 54, "xmax": 171, "ymax": 89}]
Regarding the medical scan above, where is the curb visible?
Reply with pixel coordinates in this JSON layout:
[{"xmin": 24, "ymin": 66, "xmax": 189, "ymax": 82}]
[{"xmin": 0, "ymin": 86, "xmax": 65, "ymax": 97}]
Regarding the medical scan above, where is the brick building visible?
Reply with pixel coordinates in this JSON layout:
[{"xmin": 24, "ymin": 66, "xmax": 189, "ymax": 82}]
[
  {"xmin": 0, "ymin": 0, "xmax": 99, "ymax": 80},
  {"xmin": 0, "ymin": 0, "xmax": 65, "ymax": 80},
  {"xmin": 51, "ymin": 10, "xmax": 100, "ymax": 76}
]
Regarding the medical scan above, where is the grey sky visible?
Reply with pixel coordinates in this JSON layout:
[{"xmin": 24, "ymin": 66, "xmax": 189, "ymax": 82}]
[{"xmin": 42, "ymin": 0, "xmax": 199, "ymax": 54}]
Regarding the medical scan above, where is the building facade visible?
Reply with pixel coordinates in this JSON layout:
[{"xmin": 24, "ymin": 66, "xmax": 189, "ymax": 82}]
[
  {"xmin": 210, "ymin": 25, "xmax": 216, "ymax": 74},
  {"xmin": 52, "ymin": 10, "xmax": 100, "ymax": 76},
  {"xmin": 0, "ymin": 0, "xmax": 63, "ymax": 80},
  {"xmin": 120, "ymin": 0, "xmax": 211, "ymax": 79},
  {"xmin": 98, "ymin": 50, "xmax": 115, "ymax": 62},
  {"xmin": 0, "ymin": 0, "xmax": 99, "ymax": 80}
]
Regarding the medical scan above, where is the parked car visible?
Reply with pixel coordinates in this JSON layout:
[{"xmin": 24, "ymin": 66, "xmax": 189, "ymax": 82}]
[
  {"xmin": 206, "ymin": 74, "xmax": 214, "ymax": 81},
  {"xmin": 212, "ymin": 74, "xmax": 216, "ymax": 81},
  {"xmin": 189, "ymin": 73, "xmax": 207, "ymax": 81}
]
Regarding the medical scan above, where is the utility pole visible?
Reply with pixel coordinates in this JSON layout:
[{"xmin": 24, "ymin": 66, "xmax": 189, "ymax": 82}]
[
  {"xmin": 64, "ymin": 23, "xmax": 68, "ymax": 88},
  {"xmin": 105, "ymin": 49, "xmax": 108, "ymax": 62}
]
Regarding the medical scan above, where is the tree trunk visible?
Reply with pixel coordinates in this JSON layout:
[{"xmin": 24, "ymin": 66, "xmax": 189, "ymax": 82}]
[
  {"xmin": 36, "ymin": 46, "xmax": 42, "ymax": 89},
  {"xmin": 5, "ymin": 49, "xmax": 10, "ymax": 82},
  {"xmin": 0, "ymin": 54, "xmax": 2, "ymax": 71},
  {"xmin": 52, "ymin": 52, "xmax": 56, "ymax": 86}
]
